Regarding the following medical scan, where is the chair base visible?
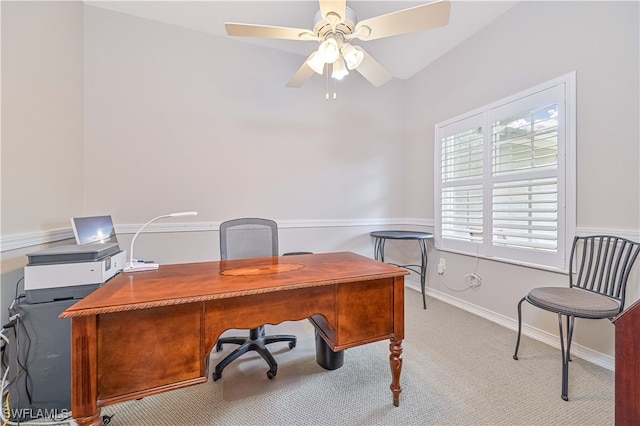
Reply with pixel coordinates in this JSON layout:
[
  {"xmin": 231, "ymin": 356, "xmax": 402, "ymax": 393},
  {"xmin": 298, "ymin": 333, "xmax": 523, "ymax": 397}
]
[{"xmin": 213, "ymin": 325, "xmax": 297, "ymax": 381}]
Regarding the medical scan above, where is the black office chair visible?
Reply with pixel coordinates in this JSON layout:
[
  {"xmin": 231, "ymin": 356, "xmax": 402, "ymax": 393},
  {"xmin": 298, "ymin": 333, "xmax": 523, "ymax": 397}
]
[
  {"xmin": 212, "ymin": 218, "xmax": 298, "ymax": 381},
  {"xmin": 513, "ymin": 235, "xmax": 640, "ymax": 400}
]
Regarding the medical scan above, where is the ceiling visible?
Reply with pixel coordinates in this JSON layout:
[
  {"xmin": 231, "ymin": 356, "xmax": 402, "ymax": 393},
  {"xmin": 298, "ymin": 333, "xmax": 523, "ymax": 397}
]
[{"xmin": 85, "ymin": 1, "xmax": 519, "ymax": 80}]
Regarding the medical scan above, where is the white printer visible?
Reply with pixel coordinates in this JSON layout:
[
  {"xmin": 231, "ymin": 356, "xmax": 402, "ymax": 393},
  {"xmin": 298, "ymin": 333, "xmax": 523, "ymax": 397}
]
[{"xmin": 24, "ymin": 243, "xmax": 125, "ymax": 303}]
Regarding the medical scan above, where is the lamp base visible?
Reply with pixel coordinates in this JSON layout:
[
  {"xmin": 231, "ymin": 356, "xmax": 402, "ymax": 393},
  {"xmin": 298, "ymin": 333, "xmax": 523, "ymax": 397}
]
[{"xmin": 123, "ymin": 262, "xmax": 159, "ymax": 273}]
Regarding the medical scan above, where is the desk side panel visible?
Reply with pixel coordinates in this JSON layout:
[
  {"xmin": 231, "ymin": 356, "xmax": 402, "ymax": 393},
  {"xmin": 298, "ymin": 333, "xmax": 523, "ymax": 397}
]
[
  {"xmin": 615, "ymin": 303, "xmax": 640, "ymax": 424},
  {"xmin": 97, "ymin": 303, "xmax": 205, "ymax": 403},
  {"xmin": 70, "ymin": 316, "xmax": 99, "ymax": 423},
  {"xmin": 393, "ymin": 276, "xmax": 405, "ymax": 341},
  {"xmin": 336, "ymin": 278, "xmax": 394, "ymax": 347}
]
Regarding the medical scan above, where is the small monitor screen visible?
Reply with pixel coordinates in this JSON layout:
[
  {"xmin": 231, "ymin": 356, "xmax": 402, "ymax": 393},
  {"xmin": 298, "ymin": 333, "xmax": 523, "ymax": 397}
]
[{"xmin": 71, "ymin": 215, "xmax": 118, "ymax": 245}]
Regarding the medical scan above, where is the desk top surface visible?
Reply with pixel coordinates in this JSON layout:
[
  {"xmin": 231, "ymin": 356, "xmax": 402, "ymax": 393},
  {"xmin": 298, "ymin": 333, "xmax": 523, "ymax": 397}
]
[
  {"xmin": 370, "ymin": 230, "xmax": 434, "ymax": 240},
  {"xmin": 61, "ymin": 252, "xmax": 407, "ymax": 318}
]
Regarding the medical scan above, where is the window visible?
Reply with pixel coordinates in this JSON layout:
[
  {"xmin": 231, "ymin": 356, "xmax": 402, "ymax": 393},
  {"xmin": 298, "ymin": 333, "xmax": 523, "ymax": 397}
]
[{"xmin": 435, "ymin": 72, "xmax": 576, "ymax": 270}]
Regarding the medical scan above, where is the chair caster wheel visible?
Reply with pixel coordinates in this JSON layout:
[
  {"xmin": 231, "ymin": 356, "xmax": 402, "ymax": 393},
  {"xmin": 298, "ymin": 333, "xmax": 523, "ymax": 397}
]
[
  {"xmin": 513, "ymin": 355, "xmax": 518, "ymax": 360},
  {"xmin": 267, "ymin": 370, "xmax": 277, "ymax": 379},
  {"xmin": 289, "ymin": 341, "xmax": 296, "ymax": 349},
  {"xmin": 213, "ymin": 371, "xmax": 221, "ymax": 381}
]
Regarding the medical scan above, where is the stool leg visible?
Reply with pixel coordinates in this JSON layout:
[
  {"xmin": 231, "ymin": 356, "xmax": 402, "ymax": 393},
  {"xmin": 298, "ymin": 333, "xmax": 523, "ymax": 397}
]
[
  {"xmin": 373, "ymin": 237, "xmax": 386, "ymax": 262},
  {"xmin": 373, "ymin": 237, "xmax": 382, "ymax": 261},
  {"xmin": 419, "ymin": 239, "xmax": 427, "ymax": 309}
]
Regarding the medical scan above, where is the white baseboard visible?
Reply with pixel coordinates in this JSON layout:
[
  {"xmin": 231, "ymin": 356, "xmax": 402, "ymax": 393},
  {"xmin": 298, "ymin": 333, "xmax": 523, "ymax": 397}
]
[{"xmin": 405, "ymin": 280, "xmax": 615, "ymax": 371}]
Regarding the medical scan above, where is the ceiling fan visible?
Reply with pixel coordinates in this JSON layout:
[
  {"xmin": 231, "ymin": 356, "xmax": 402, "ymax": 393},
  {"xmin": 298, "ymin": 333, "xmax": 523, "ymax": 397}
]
[{"xmin": 225, "ymin": 0, "xmax": 451, "ymax": 88}]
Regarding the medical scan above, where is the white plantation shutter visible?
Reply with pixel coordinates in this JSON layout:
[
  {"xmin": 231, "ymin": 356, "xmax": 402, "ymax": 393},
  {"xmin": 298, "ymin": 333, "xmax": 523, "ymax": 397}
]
[
  {"xmin": 435, "ymin": 73, "xmax": 576, "ymax": 270},
  {"xmin": 436, "ymin": 114, "xmax": 485, "ymax": 253}
]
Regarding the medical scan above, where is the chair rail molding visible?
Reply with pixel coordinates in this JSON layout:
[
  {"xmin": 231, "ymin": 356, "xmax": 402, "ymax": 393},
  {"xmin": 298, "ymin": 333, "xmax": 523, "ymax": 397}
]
[
  {"xmin": 1, "ymin": 221, "xmax": 635, "ymax": 253},
  {"xmin": 1, "ymin": 228, "xmax": 75, "ymax": 252}
]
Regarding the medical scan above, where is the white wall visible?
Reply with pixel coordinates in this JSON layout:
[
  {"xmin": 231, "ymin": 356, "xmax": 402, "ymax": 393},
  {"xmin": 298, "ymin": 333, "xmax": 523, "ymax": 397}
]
[
  {"xmin": 1, "ymin": 1, "xmax": 638, "ymax": 367},
  {"xmin": 1, "ymin": 1, "xmax": 85, "ymax": 234},
  {"xmin": 1, "ymin": 3, "xmax": 409, "ymax": 322},
  {"xmin": 405, "ymin": 1, "xmax": 640, "ymax": 362},
  {"xmin": 80, "ymin": 5, "xmax": 409, "ymax": 265},
  {"xmin": 1, "ymin": 1, "xmax": 84, "ymax": 321},
  {"xmin": 83, "ymin": 6, "xmax": 408, "ymax": 224}
]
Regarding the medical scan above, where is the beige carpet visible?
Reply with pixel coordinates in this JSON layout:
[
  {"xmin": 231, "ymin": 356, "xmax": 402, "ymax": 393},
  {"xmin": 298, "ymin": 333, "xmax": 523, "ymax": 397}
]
[{"xmin": 101, "ymin": 289, "xmax": 614, "ymax": 425}]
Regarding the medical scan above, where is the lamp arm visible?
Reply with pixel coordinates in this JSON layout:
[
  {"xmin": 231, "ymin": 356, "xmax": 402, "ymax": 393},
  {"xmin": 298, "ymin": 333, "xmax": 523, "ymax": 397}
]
[
  {"xmin": 124, "ymin": 211, "xmax": 197, "ymax": 273},
  {"xmin": 128, "ymin": 214, "xmax": 171, "ymax": 265}
]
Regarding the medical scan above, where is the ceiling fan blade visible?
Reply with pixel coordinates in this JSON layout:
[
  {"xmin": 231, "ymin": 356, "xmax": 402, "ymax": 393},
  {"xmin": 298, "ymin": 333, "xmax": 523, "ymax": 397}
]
[
  {"xmin": 353, "ymin": 0, "xmax": 451, "ymax": 41},
  {"xmin": 286, "ymin": 55, "xmax": 316, "ymax": 88},
  {"xmin": 354, "ymin": 48, "xmax": 392, "ymax": 87},
  {"xmin": 225, "ymin": 23, "xmax": 316, "ymax": 41},
  {"xmin": 319, "ymin": 0, "xmax": 347, "ymax": 25}
]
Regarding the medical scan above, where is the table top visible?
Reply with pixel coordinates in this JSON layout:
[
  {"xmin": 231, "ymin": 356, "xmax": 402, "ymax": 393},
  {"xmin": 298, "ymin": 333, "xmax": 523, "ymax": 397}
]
[
  {"xmin": 370, "ymin": 230, "xmax": 434, "ymax": 240},
  {"xmin": 60, "ymin": 252, "xmax": 408, "ymax": 318}
]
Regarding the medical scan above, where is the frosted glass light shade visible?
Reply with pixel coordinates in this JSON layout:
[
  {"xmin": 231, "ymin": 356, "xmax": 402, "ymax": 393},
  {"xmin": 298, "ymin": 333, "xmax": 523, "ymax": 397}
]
[
  {"xmin": 332, "ymin": 57, "xmax": 349, "ymax": 80},
  {"xmin": 341, "ymin": 44, "xmax": 364, "ymax": 70},
  {"xmin": 318, "ymin": 38, "xmax": 340, "ymax": 63},
  {"xmin": 307, "ymin": 51, "xmax": 325, "ymax": 74}
]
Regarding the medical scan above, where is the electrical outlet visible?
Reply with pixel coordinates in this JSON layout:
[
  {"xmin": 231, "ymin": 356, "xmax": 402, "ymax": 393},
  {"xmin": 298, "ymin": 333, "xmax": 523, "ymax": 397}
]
[{"xmin": 438, "ymin": 258, "xmax": 446, "ymax": 274}]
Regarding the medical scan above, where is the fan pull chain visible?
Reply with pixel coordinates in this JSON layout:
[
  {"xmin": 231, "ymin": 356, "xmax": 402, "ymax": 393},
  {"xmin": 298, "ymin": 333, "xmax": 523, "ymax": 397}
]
[
  {"xmin": 323, "ymin": 64, "xmax": 338, "ymax": 101},
  {"xmin": 325, "ymin": 64, "xmax": 329, "ymax": 100}
]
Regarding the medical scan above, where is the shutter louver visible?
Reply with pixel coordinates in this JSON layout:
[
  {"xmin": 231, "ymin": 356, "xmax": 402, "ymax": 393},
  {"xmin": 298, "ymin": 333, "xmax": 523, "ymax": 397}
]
[
  {"xmin": 440, "ymin": 126, "xmax": 483, "ymax": 244},
  {"xmin": 492, "ymin": 178, "xmax": 558, "ymax": 251},
  {"xmin": 441, "ymin": 184, "xmax": 483, "ymax": 242}
]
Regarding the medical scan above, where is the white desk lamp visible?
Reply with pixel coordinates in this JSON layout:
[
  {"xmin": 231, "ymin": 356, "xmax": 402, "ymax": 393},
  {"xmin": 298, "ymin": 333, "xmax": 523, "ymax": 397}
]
[{"xmin": 124, "ymin": 211, "xmax": 198, "ymax": 273}]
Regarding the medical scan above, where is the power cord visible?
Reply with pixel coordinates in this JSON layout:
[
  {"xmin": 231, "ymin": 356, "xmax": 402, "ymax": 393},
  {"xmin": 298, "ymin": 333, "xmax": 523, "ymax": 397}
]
[
  {"xmin": 463, "ymin": 272, "xmax": 482, "ymax": 288},
  {"xmin": 438, "ymin": 249, "xmax": 483, "ymax": 291},
  {"xmin": 439, "ymin": 273, "xmax": 480, "ymax": 291}
]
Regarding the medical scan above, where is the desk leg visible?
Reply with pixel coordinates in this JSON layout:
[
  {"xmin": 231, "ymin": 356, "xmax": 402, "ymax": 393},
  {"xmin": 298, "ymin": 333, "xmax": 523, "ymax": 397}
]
[
  {"xmin": 71, "ymin": 316, "xmax": 102, "ymax": 426},
  {"xmin": 389, "ymin": 337, "xmax": 403, "ymax": 407},
  {"xmin": 419, "ymin": 239, "xmax": 428, "ymax": 309}
]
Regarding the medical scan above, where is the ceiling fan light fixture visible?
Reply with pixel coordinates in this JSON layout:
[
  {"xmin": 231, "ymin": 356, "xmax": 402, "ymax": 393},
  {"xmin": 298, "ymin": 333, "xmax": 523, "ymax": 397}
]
[
  {"xmin": 341, "ymin": 44, "xmax": 364, "ymax": 70},
  {"xmin": 307, "ymin": 51, "xmax": 325, "ymax": 75},
  {"xmin": 318, "ymin": 38, "xmax": 340, "ymax": 63},
  {"xmin": 226, "ymin": 1, "xmax": 452, "ymax": 89},
  {"xmin": 332, "ymin": 57, "xmax": 349, "ymax": 80}
]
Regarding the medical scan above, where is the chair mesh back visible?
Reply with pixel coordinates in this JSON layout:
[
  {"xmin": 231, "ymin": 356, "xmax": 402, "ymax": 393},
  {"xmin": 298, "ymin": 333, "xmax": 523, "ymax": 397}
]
[
  {"xmin": 570, "ymin": 235, "xmax": 640, "ymax": 309},
  {"xmin": 220, "ymin": 218, "xmax": 278, "ymax": 261}
]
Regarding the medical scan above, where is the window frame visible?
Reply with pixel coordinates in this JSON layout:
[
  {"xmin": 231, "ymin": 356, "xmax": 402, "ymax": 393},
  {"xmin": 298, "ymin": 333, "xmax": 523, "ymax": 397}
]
[{"xmin": 434, "ymin": 72, "xmax": 576, "ymax": 272}]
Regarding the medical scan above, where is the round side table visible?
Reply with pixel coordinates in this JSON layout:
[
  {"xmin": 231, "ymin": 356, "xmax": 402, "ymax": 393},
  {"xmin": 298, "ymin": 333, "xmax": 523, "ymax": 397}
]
[{"xmin": 370, "ymin": 230, "xmax": 434, "ymax": 309}]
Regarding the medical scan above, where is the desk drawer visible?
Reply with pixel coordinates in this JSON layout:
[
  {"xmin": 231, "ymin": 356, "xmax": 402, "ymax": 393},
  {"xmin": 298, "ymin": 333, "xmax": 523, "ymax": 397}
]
[{"xmin": 97, "ymin": 303, "xmax": 204, "ymax": 401}]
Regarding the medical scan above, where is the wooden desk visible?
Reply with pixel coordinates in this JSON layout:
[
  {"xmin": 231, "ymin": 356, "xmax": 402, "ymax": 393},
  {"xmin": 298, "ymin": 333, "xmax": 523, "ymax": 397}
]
[
  {"xmin": 60, "ymin": 252, "xmax": 408, "ymax": 425},
  {"xmin": 613, "ymin": 298, "xmax": 640, "ymax": 425}
]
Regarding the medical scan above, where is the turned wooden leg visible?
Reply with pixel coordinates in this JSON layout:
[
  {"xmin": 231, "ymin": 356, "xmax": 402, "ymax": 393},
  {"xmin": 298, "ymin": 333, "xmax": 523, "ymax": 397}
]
[
  {"xmin": 74, "ymin": 412, "xmax": 103, "ymax": 426},
  {"xmin": 389, "ymin": 337, "xmax": 403, "ymax": 407}
]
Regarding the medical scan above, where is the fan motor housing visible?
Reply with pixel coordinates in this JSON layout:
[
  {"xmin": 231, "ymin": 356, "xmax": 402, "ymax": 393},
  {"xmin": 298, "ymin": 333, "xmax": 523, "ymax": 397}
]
[{"xmin": 313, "ymin": 7, "xmax": 356, "ymax": 40}]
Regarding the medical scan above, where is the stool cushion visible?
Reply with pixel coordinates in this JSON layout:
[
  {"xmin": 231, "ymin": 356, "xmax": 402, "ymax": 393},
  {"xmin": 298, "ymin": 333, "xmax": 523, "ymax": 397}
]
[{"xmin": 527, "ymin": 287, "xmax": 620, "ymax": 318}]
